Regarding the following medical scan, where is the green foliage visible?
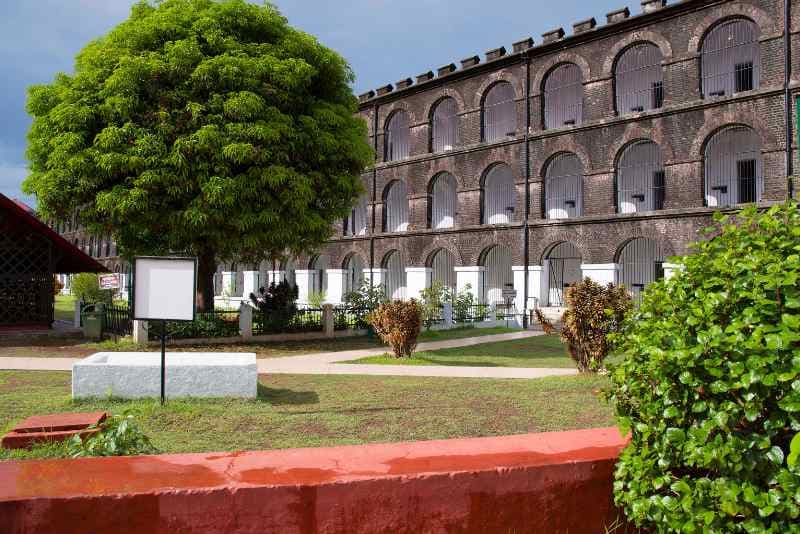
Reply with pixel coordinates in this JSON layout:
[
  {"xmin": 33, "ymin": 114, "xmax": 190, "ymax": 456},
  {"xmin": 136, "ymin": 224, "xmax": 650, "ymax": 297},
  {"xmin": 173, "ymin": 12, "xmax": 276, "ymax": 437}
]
[
  {"xmin": 560, "ymin": 279, "xmax": 632, "ymax": 372},
  {"xmin": 164, "ymin": 312, "xmax": 239, "ymax": 339},
  {"xmin": 71, "ymin": 273, "xmax": 114, "ymax": 304},
  {"xmin": 419, "ymin": 280, "xmax": 451, "ymax": 328},
  {"xmin": 344, "ymin": 280, "xmax": 387, "ymax": 309},
  {"xmin": 369, "ymin": 300, "xmax": 423, "ymax": 358},
  {"xmin": 608, "ymin": 204, "xmax": 800, "ymax": 533},
  {"xmin": 67, "ymin": 414, "xmax": 157, "ymax": 457},
  {"xmin": 307, "ymin": 290, "xmax": 326, "ymax": 309},
  {"xmin": 452, "ymin": 284, "xmax": 477, "ymax": 322},
  {"xmin": 24, "ymin": 0, "xmax": 373, "ymax": 308},
  {"xmin": 790, "ymin": 434, "xmax": 800, "ymax": 468},
  {"xmin": 250, "ymin": 280, "xmax": 298, "ymax": 330}
]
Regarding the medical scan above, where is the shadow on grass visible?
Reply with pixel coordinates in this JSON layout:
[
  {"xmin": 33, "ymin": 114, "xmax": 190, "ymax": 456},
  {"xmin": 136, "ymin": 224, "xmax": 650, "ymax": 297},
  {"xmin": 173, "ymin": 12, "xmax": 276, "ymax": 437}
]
[{"xmin": 257, "ymin": 381, "xmax": 319, "ymax": 405}]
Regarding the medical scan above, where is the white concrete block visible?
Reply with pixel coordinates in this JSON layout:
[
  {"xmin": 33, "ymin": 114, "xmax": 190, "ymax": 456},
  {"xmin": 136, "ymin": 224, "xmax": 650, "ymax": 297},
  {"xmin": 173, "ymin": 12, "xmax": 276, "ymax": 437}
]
[{"xmin": 72, "ymin": 352, "xmax": 258, "ymax": 399}]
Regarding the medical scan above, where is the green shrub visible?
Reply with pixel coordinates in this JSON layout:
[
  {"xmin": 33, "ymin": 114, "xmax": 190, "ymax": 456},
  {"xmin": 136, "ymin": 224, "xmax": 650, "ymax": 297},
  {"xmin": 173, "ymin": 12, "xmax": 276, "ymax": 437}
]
[
  {"xmin": 67, "ymin": 414, "xmax": 157, "ymax": 457},
  {"xmin": 560, "ymin": 279, "xmax": 632, "ymax": 372},
  {"xmin": 307, "ymin": 290, "xmax": 326, "ymax": 309},
  {"xmin": 344, "ymin": 281, "xmax": 387, "ymax": 309},
  {"xmin": 419, "ymin": 280, "xmax": 451, "ymax": 328},
  {"xmin": 608, "ymin": 204, "xmax": 800, "ymax": 533},
  {"xmin": 71, "ymin": 272, "xmax": 114, "ymax": 304},
  {"xmin": 369, "ymin": 300, "xmax": 422, "ymax": 358},
  {"xmin": 250, "ymin": 280, "xmax": 299, "ymax": 331}
]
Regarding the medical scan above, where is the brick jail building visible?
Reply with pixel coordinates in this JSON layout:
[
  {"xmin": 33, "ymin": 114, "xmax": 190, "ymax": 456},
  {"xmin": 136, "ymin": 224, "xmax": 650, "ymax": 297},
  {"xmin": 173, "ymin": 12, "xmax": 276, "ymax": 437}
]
[{"xmin": 54, "ymin": 0, "xmax": 799, "ymax": 316}]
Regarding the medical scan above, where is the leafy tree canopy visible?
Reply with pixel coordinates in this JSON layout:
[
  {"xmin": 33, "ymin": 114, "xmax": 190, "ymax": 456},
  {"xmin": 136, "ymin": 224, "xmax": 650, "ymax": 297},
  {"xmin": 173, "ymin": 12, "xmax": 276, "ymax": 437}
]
[{"xmin": 24, "ymin": 0, "xmax": 372, "ymax": 307}]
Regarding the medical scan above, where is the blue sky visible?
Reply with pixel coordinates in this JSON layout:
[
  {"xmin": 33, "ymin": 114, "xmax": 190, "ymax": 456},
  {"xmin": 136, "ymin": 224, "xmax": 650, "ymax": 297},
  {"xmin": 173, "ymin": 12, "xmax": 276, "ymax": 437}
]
[{"xmin": 0, "ymin": 0, "xmax": 642, "ymax": 205}]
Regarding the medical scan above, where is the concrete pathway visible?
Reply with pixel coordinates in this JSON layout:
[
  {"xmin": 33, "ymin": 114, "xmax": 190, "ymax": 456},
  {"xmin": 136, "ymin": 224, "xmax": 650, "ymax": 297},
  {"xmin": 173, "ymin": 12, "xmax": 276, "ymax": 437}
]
[{"xmin": 0, "ymin": 331, "xmax": 578, "ymax": 380}]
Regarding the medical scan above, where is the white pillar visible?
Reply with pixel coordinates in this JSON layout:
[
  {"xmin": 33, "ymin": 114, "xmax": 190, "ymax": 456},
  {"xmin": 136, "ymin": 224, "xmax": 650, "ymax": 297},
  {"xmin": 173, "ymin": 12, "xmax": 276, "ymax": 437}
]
[
  {"xmin": 455, "ymin": 266, "xmax": 484, "ymax": 301},
  {"xmin": 405, "ymin": 267, "xmax": 431, "ymax": 301},
  {"xmin": 581, "ymin": 264, "xmax": 620, "ymax": 285},
  {"xmin": 267, "ymin": 270, "xmax": 285, "ymax": 286},
  {"xmin": 663, "ymin": 263, "xmax": 682, "ymax": 280},
  {"xmin": 242, "ymin": 271, "xmax": 259, "ymax": 298},
  {"xmin": 363, "ymin": 268, "xmax": 387, "ymax": 288},
  {"xmin": 294, "ymin": 270, "xmax": 316, "ymax": 305},
  {"xmin": 325, "ymin": 269, "xmax": 348, "ymax": 305},
  {"xmin": 512, "ymin": 266, "xmax": 544, "ymax": 313}
]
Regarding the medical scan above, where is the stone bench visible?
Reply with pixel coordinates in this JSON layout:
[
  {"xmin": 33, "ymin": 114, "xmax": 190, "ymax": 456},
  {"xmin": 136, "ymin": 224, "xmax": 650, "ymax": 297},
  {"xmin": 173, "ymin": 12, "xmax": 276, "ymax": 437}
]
[{"xmin": 72, "ymin": 352, "xmax": 257, "ymax": 399}]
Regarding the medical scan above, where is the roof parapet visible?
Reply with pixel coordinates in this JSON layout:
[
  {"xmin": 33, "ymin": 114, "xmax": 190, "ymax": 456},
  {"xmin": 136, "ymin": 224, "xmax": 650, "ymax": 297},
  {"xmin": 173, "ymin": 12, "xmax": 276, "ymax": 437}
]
[
  {"xmin": 416, "ymin": 71, "xmax": 434, "ymax": 84},
  {"xmin": 606, "ymin": 7, "xmax": 631, "ymax": 24},
  {"xmin": 642, "ymin": 0, "xmax": 667, "ymax": 14},
  {"xmin": 461, "ymin": 55, "xmax": 480, "ymax": 69},
  {"xmin": 512, "ymin": 38, "xmax": 534, "ymax": 53},
  {"xmin": 437, "ymin": 63, "xmax": 457, "ymax": 77},
  {"xmin": 573, "ymin": 18, "xmax": 597, "ymax": 35},
  {"xmin": 486, "ymin": 46, "xmax": 506, "ymax": 62},
  {"xmin": 542, "ymin": 27, "xmax": 565, "ymax": 44}
]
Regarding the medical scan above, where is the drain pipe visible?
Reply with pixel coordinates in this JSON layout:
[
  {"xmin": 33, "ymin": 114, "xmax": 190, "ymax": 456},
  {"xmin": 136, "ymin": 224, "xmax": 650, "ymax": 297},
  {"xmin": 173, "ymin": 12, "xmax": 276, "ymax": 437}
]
[
  {"xmin": 523, "ymin": 51, "xmax": 532, "ymax": 328},
  {"xmin": 370, "ymin": 103, "xmax": 379, "ymax": 287},
  {"xmin": 785, "ymin": 0, "xmax": 794, "ymax": 198}
]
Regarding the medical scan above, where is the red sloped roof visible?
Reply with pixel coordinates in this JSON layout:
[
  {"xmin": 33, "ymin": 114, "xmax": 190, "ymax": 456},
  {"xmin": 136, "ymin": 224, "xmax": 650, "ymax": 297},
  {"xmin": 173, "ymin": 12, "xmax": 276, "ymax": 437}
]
[{"xmin": 0, "ymin": 193, "xmax": 109, "ymax": 274}]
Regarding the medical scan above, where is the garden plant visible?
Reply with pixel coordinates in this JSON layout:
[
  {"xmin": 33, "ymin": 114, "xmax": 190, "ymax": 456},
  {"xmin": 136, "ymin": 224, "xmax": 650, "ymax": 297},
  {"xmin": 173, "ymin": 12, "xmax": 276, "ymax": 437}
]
[
  {"xmin": 369, "ymin": 300, "xmax": 423, "ymax": 358},
  {"xmin": 609, "ymin": 204, "xmax": 800, "ymax": 533}
]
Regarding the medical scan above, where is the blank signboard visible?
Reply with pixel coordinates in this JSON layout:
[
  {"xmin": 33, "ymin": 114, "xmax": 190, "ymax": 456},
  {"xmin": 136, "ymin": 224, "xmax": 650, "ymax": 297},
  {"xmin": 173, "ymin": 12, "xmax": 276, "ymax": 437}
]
[{"xmin": 133, "ymin": 257, "xmax": 197, "ymax": 321}]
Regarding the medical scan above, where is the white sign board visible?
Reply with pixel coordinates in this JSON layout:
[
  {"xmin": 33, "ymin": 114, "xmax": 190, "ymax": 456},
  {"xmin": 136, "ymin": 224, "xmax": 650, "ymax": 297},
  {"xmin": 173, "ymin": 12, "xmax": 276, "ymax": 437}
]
[
  {"xmin": 133, "ymin": 257, "xmax": 197, "ymax": 321},
  {"xmin": 99, "ymin": 274, "xmax": 120, "ymax": 290}
]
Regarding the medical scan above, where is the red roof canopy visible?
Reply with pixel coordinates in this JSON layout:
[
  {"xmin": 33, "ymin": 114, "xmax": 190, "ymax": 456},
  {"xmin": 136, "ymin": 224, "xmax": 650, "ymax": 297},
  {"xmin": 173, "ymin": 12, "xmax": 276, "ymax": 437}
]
[{"xmin": 0, "ymin": 193, "xmax": 108, "ymax": 274}]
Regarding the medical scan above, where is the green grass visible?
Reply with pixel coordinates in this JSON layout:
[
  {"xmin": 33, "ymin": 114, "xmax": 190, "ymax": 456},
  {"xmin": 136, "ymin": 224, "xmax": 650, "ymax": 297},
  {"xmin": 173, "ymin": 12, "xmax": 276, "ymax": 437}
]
[
  {"xmin": 53, "ymin": 294, "xmax": 77, "ymax": 322},
  {"xmin": 0, "ymin": 370, "xmax": 613, "ymax": 461},
  {"xmin": 343, "ymin": 334, "xmax": 575, "ymax": 368}
]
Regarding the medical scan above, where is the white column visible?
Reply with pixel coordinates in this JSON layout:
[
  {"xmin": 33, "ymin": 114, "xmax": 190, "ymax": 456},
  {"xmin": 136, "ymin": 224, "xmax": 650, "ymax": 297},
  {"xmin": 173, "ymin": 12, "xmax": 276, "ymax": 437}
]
[
  {"xmin": 363, "ymin": 268, "xmax": 387, "ymax": 288},
  {"xmin": 294, "ymin": 270, "xmax": 316, "ymax": 305},
  {"xmin": 663, "ymin": 263, "xmax": 682, "ymax": 280},
  {"xmin": 325, "ymin": 269, "xmax": 348, "ymax": 305},
  {"xmin": 512, "ymin": 266, "xmax": 544, "ymax": 313},
  {"xmin": 455, "ymin": 266, "xmax": 484, "ymax": 301},
  {"xmin": 242, "ymin": 271, "xmax": 259, "ymax": 298},
  {"xmin": 581, "ymin": 264, "xmax": 620, "ymax": 285},
  {"xmin": 405, "ymin": 267, "xmax": 432, "ymax": 301}
]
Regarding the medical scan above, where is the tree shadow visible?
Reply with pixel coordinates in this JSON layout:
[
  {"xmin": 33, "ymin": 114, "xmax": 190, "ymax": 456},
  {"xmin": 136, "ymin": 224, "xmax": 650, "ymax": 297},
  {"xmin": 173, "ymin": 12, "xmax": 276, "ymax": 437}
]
[{"xmin": 257, "ymin": 381, "xmax": 319, "ymax": 405}]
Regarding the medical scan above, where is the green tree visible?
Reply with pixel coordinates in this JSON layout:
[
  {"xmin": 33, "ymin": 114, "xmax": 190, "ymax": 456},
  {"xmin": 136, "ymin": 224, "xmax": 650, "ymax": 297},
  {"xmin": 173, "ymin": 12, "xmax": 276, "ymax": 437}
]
[{"xmin": 24, "ymin": 0, "xmax": 372, "ymax": 310}]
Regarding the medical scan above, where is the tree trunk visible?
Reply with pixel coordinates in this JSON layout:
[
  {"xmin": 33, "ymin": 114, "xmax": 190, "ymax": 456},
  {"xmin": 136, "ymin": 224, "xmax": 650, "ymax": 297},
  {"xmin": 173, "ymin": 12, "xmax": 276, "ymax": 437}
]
[{"xmin": 197, "ymin": 250, "xmax": 216, "ymax": 312}]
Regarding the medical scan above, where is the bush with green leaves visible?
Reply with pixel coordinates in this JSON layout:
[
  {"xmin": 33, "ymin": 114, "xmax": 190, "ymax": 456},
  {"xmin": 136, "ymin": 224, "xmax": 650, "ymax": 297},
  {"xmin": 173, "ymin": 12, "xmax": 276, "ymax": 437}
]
[
  {"xmin": 67, "ymin": 414, "xmax": 157, "ymax": 458},
  {"xmin": 608, "ymin": 204, "xmax": 800, "ymax": 533},
  {"xmin": 307, "ymin": 290, "xmax": 326, "ymax": 309},
  {"xmin": 419, "ymin": 280, "xmax": 452, "ymax": 328},
  {"xmin": 70, "ymin": 273, "xmax": 114, "ymax": 304},
  {"xmin": 343, "ymin": 280, "xmax": 387, "ymax": 309},
  {"xmin": 452, "ymin": 284, "xmax": 478, "ymax": 322},
  {"xmin": 249, "ymin": 280, "xmax": 299, "ymax": 330}
]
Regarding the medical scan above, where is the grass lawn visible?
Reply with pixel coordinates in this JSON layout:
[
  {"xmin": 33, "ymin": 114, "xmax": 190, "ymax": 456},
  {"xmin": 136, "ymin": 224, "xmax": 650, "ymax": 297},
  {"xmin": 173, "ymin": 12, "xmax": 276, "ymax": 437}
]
[
  {"xmin": 343, "ymin": 334, "xmax": 575, "ymax": 368},
  {"xmin": 53, "ymin": 294, "xmax": 77, "ymax": 322},
  {"xmin": 0, "ymin": 370, "xmax": 613, "ymax": 461},
  {"xmin": 0, "ymin": 326, "xmax": 517, "ymax": 359}
]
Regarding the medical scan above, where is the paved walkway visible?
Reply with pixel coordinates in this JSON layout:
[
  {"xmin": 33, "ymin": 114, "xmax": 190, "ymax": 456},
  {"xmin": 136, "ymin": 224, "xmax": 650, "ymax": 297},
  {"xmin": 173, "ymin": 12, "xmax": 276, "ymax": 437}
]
[{"xmin": 0, "ymin": 331, "xmax": 577, "ymax": 379}]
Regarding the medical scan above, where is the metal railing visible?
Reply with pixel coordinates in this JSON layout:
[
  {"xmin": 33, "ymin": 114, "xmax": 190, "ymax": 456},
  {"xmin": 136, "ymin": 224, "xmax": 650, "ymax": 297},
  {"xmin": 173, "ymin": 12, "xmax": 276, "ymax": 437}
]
[
  {"xmin": 333, "ymin": 307, "xmax": 373, "ymax": 331},
  {"xmin": 422, "ymin": 305, "xmax": 445, "ymax": 328},
  {"xmin": 103, "ymin": 304, "xmax": 132, "ymax": 337},
  {"xmin": 453, "ymin": 304, "xmax": 491, "ymax": 324},
  {"xmin": 253, "ymin": 307, "xmax": 323, "ymax": 336},
  {"xmin": 149, "ymin": 310, "xmax": 241, "ymax": 340}
]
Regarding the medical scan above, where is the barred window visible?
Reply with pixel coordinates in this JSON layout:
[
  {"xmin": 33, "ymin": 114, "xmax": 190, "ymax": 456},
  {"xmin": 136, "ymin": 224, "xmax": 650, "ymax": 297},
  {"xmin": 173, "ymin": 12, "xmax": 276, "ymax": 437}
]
[
  {"xmin": 544, "ymin": 63, "xmax": 583, "ymax": 129},
  {"xmin": 619, "ymin": 238, "xmax": 665, "ymax": 304},
  {"xmin": 704, "ymin": 126, "xmax": 762, "ymax": 207},
  {"xmin": 545, "ymin": 153, "xmax": 583, "ymax": 219},
  {"xmin": 615, "ymin": 43, "xmax": 664, "ymax": 114},
  {"xmin": 482, "ymin": 82, "xmax": 516, "ymax": 142},
  {"xmin": 701, "ymin": 19, "xmax": 760, "ymax": 98},
  {"xmin": 431, "ymin": 98, "xmax": 458, "ymax": 152},
  {"xmin": 617, "ymin": 141, "xmax": 666, "ymax": 214},
  {"xmin": 383, "ymin": 181, "xmax": 409, "ymax": 233},
  {"xmin": 429, "ymin": 173, "xmax": 457, "ymax": 229},
  {"xmin": 344, "ymin": 196, "xmax": 368, "ymax": 237},
  {"xmin": 480, "ymin": 246, "xmax": 513, "ymax": 305},
  {"xmin": 385, "ymin": 111, "xmax": 410, "ymax": 161},
  {"xmin": 429, "ymin": 249, "xmax": 456, "ymax": 292},
  {"xmin": 482, "ymin": 164, "xmax": 516, "ymax": 225},
  {"xmin": 383, "ymin": 250, "xmax": 406, "ymax": 301}
]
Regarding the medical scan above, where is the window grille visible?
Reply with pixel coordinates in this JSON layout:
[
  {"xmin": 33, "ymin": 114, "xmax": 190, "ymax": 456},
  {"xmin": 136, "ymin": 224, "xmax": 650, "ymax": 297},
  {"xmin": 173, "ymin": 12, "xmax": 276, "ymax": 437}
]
[
  {"xmin": 430, "ymin": 249, "xmax": 456, "ymax": 292},
  {"xmin": 481, "ymin": 246, "xmax": 513, "ymax": 305},
  {"xmin": 343, "ymin": 254, "xmax": 365, "ymax": 295},
  {"xmin": 310, "ymin": 255, "xmax": 329, "ymax": 294},
  {"xmin": 344, "ymin": 196, "xmax": 368, "ymax": 237},
  {"xmin": 383, "ymin": 181, "xmax": 409, "ymax": 232},
  {"xmin": 704, "ymin": 126, "xmax": 762, "ymax": 207},
  {"xmin": 545, "ymin": 153, "xmax": 583, "ymax": 219},
  {"xmin": 383, "ymin": 251, "xmax": 406, "ymax": 301},
  {"xmin": 701, "ymin": 19, "xmax": 760, "ymax": 97},
  {"xmin": 385, "ymin": 111, "xmax": 410, "ymax": 162},
  {"xmin": 615, "ymin": 43, "xmax": 664, "ymax": 115},
  {"xmin": 432, "ymin": 98, "xmax": 459, "ymax": 152},
  {"xmin": 429, "ymin": 173, "xmax": 457, "ymax": 229},
  {"xmin": 617, "ymin": 141, "xmax": 666, "ymax": 213},
  {"xmin": 483, "ymin": 165, "xmax": 516, "ymax": 225},
  {"xmin": 482, "ymin": 82, "xmax": 516, "ymax": 142},
  {"xmin": 544, "ymin": 64, "xmax": 583, "ymax": 129},
  {"xmin": 619, "ymin": 238, "xmax": 665, "ymax": 304},
  {"xmin": 545, "ymin": 242, "xmax": 582, "ymax": 307}
]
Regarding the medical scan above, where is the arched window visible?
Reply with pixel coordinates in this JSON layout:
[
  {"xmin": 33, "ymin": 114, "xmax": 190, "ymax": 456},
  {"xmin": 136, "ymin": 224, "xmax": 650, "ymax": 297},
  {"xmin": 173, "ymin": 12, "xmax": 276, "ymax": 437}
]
[
  {"xmin": 343, "ymin": 254, "xmax": 365, "ymax": 296},
  {"xmin": 428, "ymin": 173, "xmax": 457, "ymax": 229},
  {"xmin": 544, "ymin": 63, "xmax": 583, "ymax": 129},
  {"xmin": 482, "ymin": 82, "xmax": 516, "ymax": 142},
  {"xmin": 310, "ymin": 255, "xmax": 329, "ymax": 295},
  {"xmin": 704, "ymin": 126, "xmax": 762, "ymax": 207},
  {"xmin": 544, "ymin": 242, "xmax": 582, "ymax": 307},
  {"xmin": 617, "ymin": 141, "xmax": 666, "ymax": 214},
  {"xmin": 383, "ymin": 251, "xmax": 406, "ymax": 301},
  {"xmin": 701, "ymin": 19, "xmax": 760, "ymax": 97},
  {"xmin": 344, "ymin": 196, "xmax": 368, "ymax": 237},
  {"xmin": 429, "ymin": 249, "xmax": 456, "ymax": 292},
  {"xmin": 482, "ymin": 164, "xmax": 516, "ymax": 225},
  {"xmin": 481, "ymin": 246, "xmax": 513, "ymax": 305},
  {"xmin": 385, "ymin": 110, "xmax": 410, "ymax": 161},
  {"xmin": 618, "ymin": 238, "xmax": 665, "ymax": 304},
  {"xmin": 383, "ymin": 181, "xmax": 409, "ymax": 232},
  {"xmin": 431, "ymin": 98, "xmax": 458, "ymax": 152},
  {"xmin": 545, "ymin": 153, "xmax": 583, "ymax": 219},
  {"xmin": 615, "ymin": 43, "xmax": 664, "ymax": 114}
]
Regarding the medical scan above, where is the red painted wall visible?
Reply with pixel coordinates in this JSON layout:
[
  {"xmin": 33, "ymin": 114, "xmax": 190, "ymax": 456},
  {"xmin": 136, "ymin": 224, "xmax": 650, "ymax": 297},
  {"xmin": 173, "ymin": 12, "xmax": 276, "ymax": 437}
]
[{"xmin": 0, "ymin": 427, "xmax": 628, "ymax": 534}]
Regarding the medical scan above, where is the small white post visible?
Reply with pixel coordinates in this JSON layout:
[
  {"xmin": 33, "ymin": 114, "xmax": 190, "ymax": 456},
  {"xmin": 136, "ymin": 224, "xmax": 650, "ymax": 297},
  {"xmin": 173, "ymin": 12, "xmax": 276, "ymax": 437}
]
[
  {"xmin": 239, "ymin": 302, "xmax": 253, "ymax": 338},
  {"xmin": 73, "ymin": 299, "xmax": 83, "ymax": 328},
  {"xmin": 443, "ymin": 302, "xmax": 454, "ymax": 329},
  {"xmin": 132, "ymin": 320, "xmax": 148, "ymax": 345},
  {"xmin": 322, "ymin": 304, "xmax": 335, "ymax": 338}
]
